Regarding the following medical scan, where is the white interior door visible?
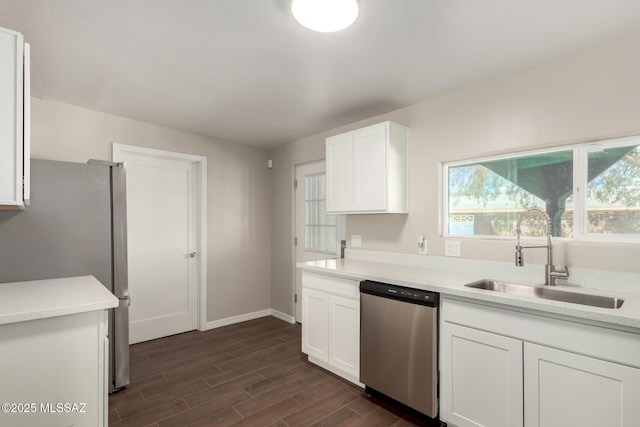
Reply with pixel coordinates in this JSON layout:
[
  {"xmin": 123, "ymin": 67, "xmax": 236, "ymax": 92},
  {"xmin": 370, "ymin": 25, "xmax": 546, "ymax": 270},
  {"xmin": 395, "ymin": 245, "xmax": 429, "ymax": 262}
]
[
  {"xmin": 295, "ymin": 161, "xmax": 344, "ymax": 322},
  {"xmin": 117, "ymin": 147, "xmax": 199, "ymax": 344}
]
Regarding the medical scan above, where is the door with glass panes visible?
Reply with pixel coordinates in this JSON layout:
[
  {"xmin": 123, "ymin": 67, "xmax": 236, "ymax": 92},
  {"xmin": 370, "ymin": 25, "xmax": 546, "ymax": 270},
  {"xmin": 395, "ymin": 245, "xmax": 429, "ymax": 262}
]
[{"xmin": 295, "ymin": 161, "xmax": 340, "ymax": 322}]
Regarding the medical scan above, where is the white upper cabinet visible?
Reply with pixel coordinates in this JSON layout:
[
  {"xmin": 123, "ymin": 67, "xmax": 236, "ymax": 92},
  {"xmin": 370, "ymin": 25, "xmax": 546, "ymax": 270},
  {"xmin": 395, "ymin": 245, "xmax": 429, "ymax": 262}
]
[
  {"xmin": 326, "ymin": 121, "xmax": 408, "ymax": 214},
  {"xmin": 326, "ymin": 131, "xmax": 354, "ymax": 213},
  {"xmin": 0, "ymin": 26, "xmax": 29, "ymax": 210}
]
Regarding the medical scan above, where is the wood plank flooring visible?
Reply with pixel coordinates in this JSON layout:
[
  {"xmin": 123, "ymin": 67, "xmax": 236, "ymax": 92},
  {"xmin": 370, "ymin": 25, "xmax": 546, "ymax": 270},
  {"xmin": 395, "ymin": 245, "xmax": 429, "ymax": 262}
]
[{"xmin": 109, "ymin": 316, "xmax": 439, "ymax": 427}]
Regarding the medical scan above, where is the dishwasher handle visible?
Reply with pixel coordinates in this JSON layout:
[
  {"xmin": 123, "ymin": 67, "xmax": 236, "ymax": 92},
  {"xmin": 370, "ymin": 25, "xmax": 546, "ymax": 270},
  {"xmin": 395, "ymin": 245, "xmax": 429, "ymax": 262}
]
[{"xmin": 360, "ymin": 280, "xmax": 439, "ymax": 307}]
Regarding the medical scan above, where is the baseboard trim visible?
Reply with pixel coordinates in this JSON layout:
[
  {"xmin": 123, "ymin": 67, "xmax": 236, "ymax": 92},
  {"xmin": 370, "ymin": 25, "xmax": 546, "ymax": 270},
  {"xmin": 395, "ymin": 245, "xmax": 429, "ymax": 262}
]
[
  {"xmin": 202, "ymin": 308, "xmax": 295, "ymax": 331},
  {"xmin": 270, "ymin": 309, "xmax": 296, "ymax": 324}
]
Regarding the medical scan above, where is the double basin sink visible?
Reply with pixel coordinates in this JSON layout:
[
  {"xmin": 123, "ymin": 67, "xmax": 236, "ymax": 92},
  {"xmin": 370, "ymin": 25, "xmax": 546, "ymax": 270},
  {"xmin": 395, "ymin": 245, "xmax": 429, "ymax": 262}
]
[{"xmin": 465, "ymin": 280, "xmax": 625, "ymax": 309}]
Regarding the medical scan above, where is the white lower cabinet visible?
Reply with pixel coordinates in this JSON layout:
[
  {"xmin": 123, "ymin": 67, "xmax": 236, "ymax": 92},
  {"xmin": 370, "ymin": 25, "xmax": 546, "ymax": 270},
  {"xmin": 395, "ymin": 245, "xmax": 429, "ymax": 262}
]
[
  {"xmin": 524, "ymin": 342, "xmax": 640, "ymax": 427},
  {"xmin": 441, "ymin": 322, "xmax": 523, "ymax": 427},
  {"xmin": 441, "ymin": 297, "xmax": 640, "ymax": 427},
  {"xmin": 301, "ymin": 272, "xmax": 361, "ymax": 385},
  {"xmin": 0, "ymin": 310, "xmax": 110, "ymax": 427},
  {"xmin": 328, "ymin": 295, "xmax": 360, "ymax": 375},
  {"xmin": 302, "ymin": 287, "xmax": 329, "ymax": 361}
]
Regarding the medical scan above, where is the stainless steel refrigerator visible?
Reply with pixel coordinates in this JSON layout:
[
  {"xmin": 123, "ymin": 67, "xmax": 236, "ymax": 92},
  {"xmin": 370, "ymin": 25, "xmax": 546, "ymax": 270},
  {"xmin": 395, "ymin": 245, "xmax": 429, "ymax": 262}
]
[{"xmin": 0, "ymin": 159, "xmax": 130, "ymax": 393}]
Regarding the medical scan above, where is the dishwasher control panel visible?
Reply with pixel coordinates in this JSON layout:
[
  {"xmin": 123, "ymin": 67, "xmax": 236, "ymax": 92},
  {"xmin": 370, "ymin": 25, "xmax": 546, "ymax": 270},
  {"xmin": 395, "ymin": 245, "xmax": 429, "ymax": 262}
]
[{"xmin": 360, "ymin": 280, "xmax": 439, "ymax": 307}]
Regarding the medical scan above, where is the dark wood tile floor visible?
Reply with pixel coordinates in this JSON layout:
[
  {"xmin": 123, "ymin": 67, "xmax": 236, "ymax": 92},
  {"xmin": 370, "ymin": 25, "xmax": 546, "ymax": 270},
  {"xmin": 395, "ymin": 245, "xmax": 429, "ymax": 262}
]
[{"xmin": 109, "ymin": 316, "xmax": 439, "ymax": 427}]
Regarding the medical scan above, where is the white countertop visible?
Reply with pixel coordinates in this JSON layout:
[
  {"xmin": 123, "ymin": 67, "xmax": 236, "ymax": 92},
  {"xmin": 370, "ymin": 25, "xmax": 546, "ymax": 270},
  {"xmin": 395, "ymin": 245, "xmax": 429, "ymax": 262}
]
[
  {"xmin": 0, "ymin": 275, "xmax": 119, "ymax": 325},
  {"xmin": 298, "ymin": 258, "xmax": 640, "ymax": 331}
]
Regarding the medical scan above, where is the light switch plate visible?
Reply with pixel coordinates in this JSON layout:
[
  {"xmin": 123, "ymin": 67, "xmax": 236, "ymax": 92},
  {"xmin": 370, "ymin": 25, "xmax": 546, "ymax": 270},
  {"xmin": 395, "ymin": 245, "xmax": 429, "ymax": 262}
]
[
  {"xmin": 418, "ymin": 235, "xmax": 427, "ymax": 255},
  {"xmin": 445, "ymin": 240, "xmax": 461, "ymax": 257},
  {"xmin": 351, "ymin": 235, "xmax": 362, "ymax": 248}
]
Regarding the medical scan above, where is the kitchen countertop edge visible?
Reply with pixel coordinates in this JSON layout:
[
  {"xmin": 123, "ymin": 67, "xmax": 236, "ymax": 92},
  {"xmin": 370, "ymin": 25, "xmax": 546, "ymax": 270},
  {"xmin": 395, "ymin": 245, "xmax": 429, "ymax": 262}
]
[
  {"xmin": 0, "ymin": 275, "xmax": 119, "ymax": 326},
  {"xmin": 298, "ymin": 258, "xmax": 640, "ymax": 332}
]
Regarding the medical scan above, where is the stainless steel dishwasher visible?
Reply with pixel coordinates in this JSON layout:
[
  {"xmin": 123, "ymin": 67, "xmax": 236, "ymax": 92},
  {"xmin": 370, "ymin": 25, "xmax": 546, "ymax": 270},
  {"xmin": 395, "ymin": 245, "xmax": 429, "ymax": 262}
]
[{"xmin": 360, "ymin": 280, "xmax": 439, "ymax": 418}]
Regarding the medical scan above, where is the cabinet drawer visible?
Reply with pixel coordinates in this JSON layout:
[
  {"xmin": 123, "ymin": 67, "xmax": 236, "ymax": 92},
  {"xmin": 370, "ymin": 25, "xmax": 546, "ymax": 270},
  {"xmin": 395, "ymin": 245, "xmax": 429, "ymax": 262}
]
[
  {"xmin": 302, "ymin": 272, "xmax": 359, "ymax": 299},
  {"xmin": 442, "ymin": 297, "xmax": 640, "ymax": 369}
]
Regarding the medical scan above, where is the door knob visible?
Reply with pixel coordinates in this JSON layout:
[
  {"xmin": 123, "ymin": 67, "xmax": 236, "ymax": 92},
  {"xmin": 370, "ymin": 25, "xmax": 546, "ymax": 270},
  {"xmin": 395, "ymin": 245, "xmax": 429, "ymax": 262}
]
[{"xmin": 189, "ymin": 252, "xmax": 197, "ymax": 258}]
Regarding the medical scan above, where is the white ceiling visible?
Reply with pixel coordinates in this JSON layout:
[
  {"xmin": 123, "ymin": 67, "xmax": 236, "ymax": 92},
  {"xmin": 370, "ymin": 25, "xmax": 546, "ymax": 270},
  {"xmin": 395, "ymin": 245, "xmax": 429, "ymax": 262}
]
[{"xmin": 1, "ymin": 0, "xmax": 640, "ymax": 149}]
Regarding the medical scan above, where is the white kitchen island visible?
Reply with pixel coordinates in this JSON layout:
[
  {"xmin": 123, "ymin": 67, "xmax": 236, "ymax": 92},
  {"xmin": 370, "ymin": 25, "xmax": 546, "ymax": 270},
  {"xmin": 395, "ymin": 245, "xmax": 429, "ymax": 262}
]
[{"xmin": 0, "ymin": 275, "xmax": 118, "ymax": 427}]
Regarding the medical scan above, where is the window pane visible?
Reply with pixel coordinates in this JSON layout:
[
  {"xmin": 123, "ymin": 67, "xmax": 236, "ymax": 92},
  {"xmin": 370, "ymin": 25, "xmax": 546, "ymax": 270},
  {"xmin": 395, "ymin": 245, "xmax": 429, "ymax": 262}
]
[
  {"xmin": 447, "ymin": 150, "xmax": 573, "ymax": 237},
  {"xmin": 304, "ymin": 201, "xmax": 310, "ymax": 224},
  {"xmin": 327, "ymin": 213, "xmax": 337, "ymax": 226},
  {"xmin": 311, "ymin": 175, "xmax": 318, "ymax": 200},
  {"xmin": 319, "ymin": 201, "xmax": 326, "ymax": 225},
  {"xmin": 310, "ymin": 200, "xmax": 317, "ymax": 225},
  {"xmin": 327, "ymin": 226, "xmax": 337, "ymax": 253},
  {"xmin": 305, "ymin": 226, "xmax": 310, "ymax": 249},
  {"xmin": 319, "ymin": 175, "xmax": 326, "ymax": 199},
  {"xmin": 587, "ymin": 145, "xmax": 640, "ymax": 235},
  {"xmin": 304, "ymin": 172, "xmax": 337, "ymax": 253}
]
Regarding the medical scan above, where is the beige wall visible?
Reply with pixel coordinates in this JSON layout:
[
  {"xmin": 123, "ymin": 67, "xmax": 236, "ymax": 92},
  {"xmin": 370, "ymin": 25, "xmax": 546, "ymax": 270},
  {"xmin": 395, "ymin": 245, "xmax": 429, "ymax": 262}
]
[
  {"xmin": 28, "ymin": 33, "xmax": 640, "ymax": 321},
  {"xmin": 270, "ymin": 35, "xmax": 640, "ymax": 316},
  {"xmin": 31, "ymin": 98, "xmax": 272, "ymax": 323},
  {"xmin": 269, "ymin": 135, "xmax": 325, "ymax": 316}
]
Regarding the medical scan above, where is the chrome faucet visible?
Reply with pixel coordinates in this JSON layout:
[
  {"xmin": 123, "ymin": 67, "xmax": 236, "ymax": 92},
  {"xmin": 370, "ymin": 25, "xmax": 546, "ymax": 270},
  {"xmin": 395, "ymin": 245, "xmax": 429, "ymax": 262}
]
[{"xmin": 515, "ymin": 207, "xmax": 569, "ymax": 286}]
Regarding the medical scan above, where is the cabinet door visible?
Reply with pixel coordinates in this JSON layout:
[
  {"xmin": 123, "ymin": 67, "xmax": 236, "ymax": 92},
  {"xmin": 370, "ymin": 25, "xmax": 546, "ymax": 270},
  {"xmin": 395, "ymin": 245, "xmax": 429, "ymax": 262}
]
[
  {"xmin": 524, "ymin": 342, "xmax": 640, "ymax": 427},
  {"xmin": 0, "ymin": 311, "xmax": 105, "ymax": 426},
  {"xmin": 328, "ymin": 294, "xmax": 359, "ymax": 377},
  {"xmin": 441, "ymin": 322, "xmax": 524, "ymax": 427},
  {"xmin": 326, "ymin": 131, "xmax": 354, "ymax": 213},
  {"xmin": 353, "ymin": 123, "xmax": 387, "ymax": 211},
  {"xmin": 301, "ymin": 288, "xmax": 329, "ymax": 362},
  {"xmin": 0, "ymin": 28, "xmax": 24, "ymax": 209}
]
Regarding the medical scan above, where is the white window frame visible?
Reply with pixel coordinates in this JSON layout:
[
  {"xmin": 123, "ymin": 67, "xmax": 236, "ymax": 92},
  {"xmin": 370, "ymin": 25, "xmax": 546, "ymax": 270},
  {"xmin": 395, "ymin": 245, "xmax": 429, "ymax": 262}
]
[
  {"xmin": 442, "ymin": 135, "xmax": 640, "ymax": 243},
  {"xmin": 579, "ymin": 135, "xmax": 640, "ymax": 242}
]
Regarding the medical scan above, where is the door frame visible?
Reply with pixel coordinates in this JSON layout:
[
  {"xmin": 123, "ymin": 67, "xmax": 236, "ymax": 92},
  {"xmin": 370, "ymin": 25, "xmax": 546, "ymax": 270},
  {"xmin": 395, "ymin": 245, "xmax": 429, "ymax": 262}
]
[
  {"xmin": 112, "ymin": 143, "xmax": 208, "ymax": 332},
  {"xmin": 292, "ymin": 160, "xmax": 346, "ymax": 322}
]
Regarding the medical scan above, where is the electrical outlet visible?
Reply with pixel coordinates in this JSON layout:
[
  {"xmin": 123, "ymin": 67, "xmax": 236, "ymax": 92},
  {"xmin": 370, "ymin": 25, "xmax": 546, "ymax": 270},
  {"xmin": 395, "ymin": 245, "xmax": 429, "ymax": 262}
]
[
  {"xmin": 351, "ymin": 235, "xmax": 362, "ymax": 248},
  {"xmin": 418, "ymin": 235, "xmax": 427, "ymax": 255},
  {"xmin": 445, "ymin": 240, "xmax": 461, "ymax": 257}
]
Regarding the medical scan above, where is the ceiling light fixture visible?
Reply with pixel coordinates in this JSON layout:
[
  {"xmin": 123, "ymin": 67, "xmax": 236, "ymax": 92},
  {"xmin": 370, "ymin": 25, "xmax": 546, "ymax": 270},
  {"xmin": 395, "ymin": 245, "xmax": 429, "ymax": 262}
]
[{"xmin": 291, "ymin": 0, "xmax": 360, "ymax": 33}]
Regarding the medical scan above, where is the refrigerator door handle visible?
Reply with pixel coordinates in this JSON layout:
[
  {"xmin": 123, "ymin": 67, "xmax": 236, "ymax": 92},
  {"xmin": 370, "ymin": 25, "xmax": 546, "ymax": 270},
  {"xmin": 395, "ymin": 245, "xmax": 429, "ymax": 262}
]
[
  {"xmin": 110, "ymin": 161, "xmax": 130, "ymax": 391},
  {"xmin": 112, "ymin": 297, "xmax": 130, "ymax": 391},
  {"xmin": 87, "ymin": 159, "xmax": 125, "ymax": 168}
]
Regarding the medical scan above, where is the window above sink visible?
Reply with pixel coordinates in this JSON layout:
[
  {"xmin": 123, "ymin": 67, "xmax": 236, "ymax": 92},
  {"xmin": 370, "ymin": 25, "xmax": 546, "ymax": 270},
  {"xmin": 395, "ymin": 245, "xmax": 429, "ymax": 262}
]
[{"xmin": 443, "ymin": 135, "xmax": 640, "ymax": 242}]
